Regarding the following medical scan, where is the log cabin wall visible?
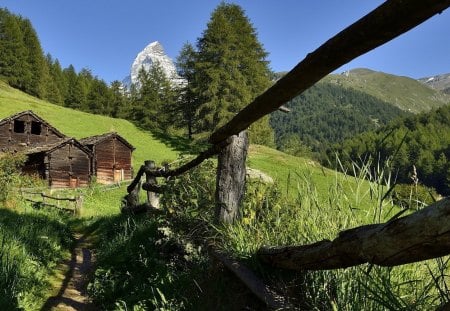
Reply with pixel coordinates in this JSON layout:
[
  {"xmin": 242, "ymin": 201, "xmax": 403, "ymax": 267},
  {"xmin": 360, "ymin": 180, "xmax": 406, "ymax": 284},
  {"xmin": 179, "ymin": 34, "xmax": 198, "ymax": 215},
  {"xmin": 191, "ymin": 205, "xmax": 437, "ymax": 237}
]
[
  {"xmin": 94, "ymin": 137, "xmax": 133, "ymax": 184},
  {"xmin": 81, "ymin": 133, "xmax": 134, "ymax": 184},
  {"xmin": 47, "ymin": 141, "xmax": 91, "ymax": 188},
  {"xmin": 0, "ymin": 111, "xmax": 65, "ymax": 152}
]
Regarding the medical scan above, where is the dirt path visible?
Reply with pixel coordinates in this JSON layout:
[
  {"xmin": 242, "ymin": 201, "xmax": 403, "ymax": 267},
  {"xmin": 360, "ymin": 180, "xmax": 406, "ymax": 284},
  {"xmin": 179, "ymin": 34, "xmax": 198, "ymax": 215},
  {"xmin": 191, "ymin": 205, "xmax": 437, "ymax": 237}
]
[{"xmin": 41, "ymin": 233, "xmax": 97, "ymax": 311}]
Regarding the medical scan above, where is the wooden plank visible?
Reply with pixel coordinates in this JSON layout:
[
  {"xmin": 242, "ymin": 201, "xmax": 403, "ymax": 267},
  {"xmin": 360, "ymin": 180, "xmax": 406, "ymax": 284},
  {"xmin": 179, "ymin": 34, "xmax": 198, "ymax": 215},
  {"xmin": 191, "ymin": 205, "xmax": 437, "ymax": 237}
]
[
  {"xmin": 258, "ymin": 197, "xmax": 450, "ymax": 270},
  {"xmin": 210, "ymin": 247, "xmax": 291, "ymax": 310}
]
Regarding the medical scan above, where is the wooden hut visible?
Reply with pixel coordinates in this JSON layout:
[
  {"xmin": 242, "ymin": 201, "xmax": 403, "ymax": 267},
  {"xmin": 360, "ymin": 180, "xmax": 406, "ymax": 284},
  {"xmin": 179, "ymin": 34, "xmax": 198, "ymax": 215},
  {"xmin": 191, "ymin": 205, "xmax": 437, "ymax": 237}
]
[
  {"xmin": 0, "ymin": 110, "xmax": 66, "ymax": 153},
  {"xmin": 80, "ymin": 132, "xmax": 134, "ymax": 184},
  {"xmin": 23, "ymin": 138, "xmax": 92, "ymax": 188}
]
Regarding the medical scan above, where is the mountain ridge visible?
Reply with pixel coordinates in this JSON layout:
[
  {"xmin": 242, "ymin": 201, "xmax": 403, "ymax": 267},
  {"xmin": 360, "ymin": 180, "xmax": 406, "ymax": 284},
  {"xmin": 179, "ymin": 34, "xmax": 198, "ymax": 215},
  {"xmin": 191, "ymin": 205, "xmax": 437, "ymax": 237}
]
[{"xmin": 323, "ymin": 68, "xmax": 450, "ymax": 113}]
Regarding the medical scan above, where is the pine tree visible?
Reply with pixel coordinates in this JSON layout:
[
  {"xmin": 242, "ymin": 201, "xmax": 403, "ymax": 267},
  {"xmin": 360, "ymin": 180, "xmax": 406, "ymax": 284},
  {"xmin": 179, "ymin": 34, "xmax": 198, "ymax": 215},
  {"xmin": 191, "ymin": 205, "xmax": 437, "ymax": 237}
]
[
  {"xmin": 129, "ymin": 63, "xmax": 176, "ymax": 131},
  {"xmin": 0, "ymin": 9, "xmax": 28, "ymax": 89},
  {"xmin": 192, "ymin": 3, "xmax": 273, "ymax": 142},
  {"xmin": 176, "ymin": 42, "xmax": 198, "ymax": 139},
  {"xmin": 63, "ymin": 65, "xmax": 86, "ymax": 109},
  {"xmin": 19, "ymin": 17, "xmax": 46, "ymax": 98},
  {"xmin": 110, "ymin": 80, "xmax": 126, "ymax": 118},
  {"xmin": 43, "ymin": 54, "xmax": 63, "ymax": 104}
]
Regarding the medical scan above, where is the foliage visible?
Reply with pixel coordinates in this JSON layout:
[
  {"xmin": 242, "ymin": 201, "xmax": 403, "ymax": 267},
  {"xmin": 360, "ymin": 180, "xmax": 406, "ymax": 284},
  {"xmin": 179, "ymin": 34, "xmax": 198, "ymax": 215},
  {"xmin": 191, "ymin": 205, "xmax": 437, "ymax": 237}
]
[
  {"xmin": 127, "ymin": 63, "xmax": 178, "ymax": 131},
  {"xmin": 0, "ymin": 153, "xmax": 25, "ymax": 204},
  {"xmin": 330, "ymin": 104, "xmax": 450, "ymax": 195},
  {"xmin": 392, "ymin": 182, "xmax": 438, "ymax": 210},
  {"xmin": 270, "ymin": 81, "xmax": 410, "ymax": 155},
  {"xmin": 183, "ymin": 2, "xmax": 274, "ymax": 144},
  {"xmin": 161, "ymin": 159, "xmax": 216, "ymax": 217},
  {"xmin": 87, "ymin": 214, "xmax": 204, "ymax": 310}
]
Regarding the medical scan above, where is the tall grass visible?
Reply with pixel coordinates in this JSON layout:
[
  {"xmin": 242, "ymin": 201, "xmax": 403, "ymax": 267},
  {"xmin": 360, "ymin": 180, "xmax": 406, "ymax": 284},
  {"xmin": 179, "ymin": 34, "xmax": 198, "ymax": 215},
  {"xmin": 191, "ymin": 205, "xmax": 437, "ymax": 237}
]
[
  {"xmin": 0, "ymin": 208, "xmax": 73, "ymax": 310},
  {"xmin": 219, "ymin": 157, "xmax": 450, "ymax": 309}
]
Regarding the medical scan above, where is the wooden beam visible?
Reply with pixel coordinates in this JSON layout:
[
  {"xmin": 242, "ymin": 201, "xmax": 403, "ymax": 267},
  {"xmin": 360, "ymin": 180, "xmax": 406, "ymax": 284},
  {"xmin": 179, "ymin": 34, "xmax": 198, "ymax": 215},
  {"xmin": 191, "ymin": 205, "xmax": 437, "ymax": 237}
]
[
  {"xmin": 209, "ymin": 247, "xmax": 291, "ymax": 310},
  {"xmin": 258, "ymin": 198, "xmax": 450, "ymax": 270},
  {"xmin": 209, "ymin": 0, "xmax": 450, "ymax": 144}
]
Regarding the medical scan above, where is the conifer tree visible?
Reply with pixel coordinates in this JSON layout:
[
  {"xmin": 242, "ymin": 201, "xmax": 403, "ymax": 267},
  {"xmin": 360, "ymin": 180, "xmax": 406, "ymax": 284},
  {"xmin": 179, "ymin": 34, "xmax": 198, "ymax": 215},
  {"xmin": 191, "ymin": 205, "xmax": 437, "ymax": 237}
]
[
  {"xmin": 63, "ymin": 65, "xmax": 86, "ymax": 109},
  {"xmin": 19, "ymin": 17, "xmax": 46, "ymax": 98},
  {"xmin": 43, "ymin": 54, "xmax": 63, "ymax": 104},
  {"xmin": 0, "ymin": 9, "xmax": 28, "ymax": 89},
  {"xmin": 129, "ymin": 63, "xmax": 176, "ymax": 131},
  {"xmin": 176, "ymin": 42, "xmax": 198, "ymax": 139},
  {"xmin": 192, "ymin": 3, "xmax": 274, "ymax": 145}
]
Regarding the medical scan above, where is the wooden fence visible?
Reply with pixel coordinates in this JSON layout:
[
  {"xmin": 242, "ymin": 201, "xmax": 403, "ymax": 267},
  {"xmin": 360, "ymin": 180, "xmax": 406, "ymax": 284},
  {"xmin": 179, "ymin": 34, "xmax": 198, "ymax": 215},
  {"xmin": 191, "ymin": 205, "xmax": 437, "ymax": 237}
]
[{"xmin": 21, "ymin": 189, "xmax": 83, "ymax": 215}]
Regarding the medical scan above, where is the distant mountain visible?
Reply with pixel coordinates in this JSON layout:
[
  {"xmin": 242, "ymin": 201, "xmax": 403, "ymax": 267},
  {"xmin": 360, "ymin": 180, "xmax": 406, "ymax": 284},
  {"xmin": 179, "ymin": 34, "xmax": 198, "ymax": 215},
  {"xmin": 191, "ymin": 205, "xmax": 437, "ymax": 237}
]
[
  {"xmin": 322, "ymin": 68, "xmax": 450, "ymax": 113},
  {"xmin": 418, "ymin": 73, "xmax": 450, "ymax": 95},
  {"xmin": 122, "ymin": 41, "xmax": 186, "ymax": 88}
]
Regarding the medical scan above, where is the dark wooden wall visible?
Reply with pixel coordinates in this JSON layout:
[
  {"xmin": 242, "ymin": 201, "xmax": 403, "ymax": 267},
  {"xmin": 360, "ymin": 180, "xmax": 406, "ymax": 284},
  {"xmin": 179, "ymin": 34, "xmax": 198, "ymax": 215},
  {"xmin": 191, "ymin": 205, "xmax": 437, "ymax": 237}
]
[
  {"xmin": 48, "ymin": 143, "xmax": 90, "ymax": 188},
  {"xmin": 94, "ymin": 137, "xmax": 132, "ymax": 184},
  {"xmin": 0, "ymin": 114, "xmax": 63, "ymax": 152}
]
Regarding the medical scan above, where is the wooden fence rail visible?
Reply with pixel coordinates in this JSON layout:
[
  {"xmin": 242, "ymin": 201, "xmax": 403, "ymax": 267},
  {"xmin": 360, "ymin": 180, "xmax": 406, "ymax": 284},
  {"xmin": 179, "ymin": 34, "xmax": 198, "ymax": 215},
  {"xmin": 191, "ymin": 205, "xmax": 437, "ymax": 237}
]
[{"xmin": 21, "ymin": 189, "xmax": 83, "ymax": 215}]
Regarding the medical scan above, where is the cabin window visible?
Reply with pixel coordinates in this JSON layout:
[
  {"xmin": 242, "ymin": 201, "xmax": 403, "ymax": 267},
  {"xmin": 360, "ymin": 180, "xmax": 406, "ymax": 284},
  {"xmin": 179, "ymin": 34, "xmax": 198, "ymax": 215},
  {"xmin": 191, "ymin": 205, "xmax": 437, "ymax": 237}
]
[
  {"xmin": 13, "ymin": 120, "xmax": 25, "ymax": 133},
  {"xmin": 31, "ymin": 121, "xmax": 42, "ymax": 135}
]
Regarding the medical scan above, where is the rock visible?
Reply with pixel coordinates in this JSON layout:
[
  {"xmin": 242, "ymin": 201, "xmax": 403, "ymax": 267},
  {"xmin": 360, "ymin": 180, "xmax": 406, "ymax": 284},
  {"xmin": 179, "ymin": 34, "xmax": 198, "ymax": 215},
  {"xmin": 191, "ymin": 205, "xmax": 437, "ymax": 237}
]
[{"xmin": 246, "ymin": 168, "xmax": 273, "ymax": 184}]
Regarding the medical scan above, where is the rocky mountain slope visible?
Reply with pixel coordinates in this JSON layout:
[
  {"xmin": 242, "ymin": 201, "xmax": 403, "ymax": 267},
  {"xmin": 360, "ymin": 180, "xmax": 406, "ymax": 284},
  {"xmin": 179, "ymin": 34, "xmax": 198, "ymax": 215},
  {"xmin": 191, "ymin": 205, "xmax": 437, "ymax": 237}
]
[
  {"xmin": 122, "ymin": 41, "xmax": 185, "ymax": 88},
  {"xmin": 419, "ymin": 73, "xmax": 450, "ymax": 94}
]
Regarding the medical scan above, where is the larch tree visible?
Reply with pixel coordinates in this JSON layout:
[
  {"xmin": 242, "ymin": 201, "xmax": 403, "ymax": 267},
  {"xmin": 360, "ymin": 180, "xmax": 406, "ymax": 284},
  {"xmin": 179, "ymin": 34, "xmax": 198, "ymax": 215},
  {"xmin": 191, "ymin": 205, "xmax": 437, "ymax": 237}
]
[
  {"xmin": 192, "ymin": 2, "xmax": 275, "ymax": 145},
  {"xmin": 176, "ymin": 42, "xmax": 198, "ymax": 139}
]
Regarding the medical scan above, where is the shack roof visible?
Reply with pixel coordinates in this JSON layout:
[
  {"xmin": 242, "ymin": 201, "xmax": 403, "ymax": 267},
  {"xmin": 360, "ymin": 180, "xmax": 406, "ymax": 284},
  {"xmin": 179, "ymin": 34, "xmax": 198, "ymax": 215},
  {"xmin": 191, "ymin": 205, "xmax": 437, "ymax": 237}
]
[
  {"xmin": 0, "ymin": 110, "xmax": 66, "ymax": 139},
  {"xmin": 79, "ymin": 132, "xmax": 135, "ymax": 151},
  {"xmin": 24, "ymin": 137, "xmax": 92, "ymax": 156}
]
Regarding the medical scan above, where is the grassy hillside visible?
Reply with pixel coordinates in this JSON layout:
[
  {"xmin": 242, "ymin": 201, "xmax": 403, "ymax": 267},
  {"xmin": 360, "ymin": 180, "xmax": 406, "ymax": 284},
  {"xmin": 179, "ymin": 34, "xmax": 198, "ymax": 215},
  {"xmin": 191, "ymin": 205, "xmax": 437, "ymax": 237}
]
[
  {"xmin": 323, "ymin": 68, "xmax": 450, "ymax": 113},
  {"xmin": 0, "ymin": 80, "xmax": 178, "ymax": 167}
]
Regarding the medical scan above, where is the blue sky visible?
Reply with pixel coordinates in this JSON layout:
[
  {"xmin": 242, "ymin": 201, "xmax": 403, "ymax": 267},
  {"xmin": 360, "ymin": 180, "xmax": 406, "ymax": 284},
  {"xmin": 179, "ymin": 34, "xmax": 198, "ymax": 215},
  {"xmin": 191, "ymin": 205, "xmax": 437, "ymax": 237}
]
[{"xmin": 2, "ymin": 1, "xmax": 449, "ymax": 83}]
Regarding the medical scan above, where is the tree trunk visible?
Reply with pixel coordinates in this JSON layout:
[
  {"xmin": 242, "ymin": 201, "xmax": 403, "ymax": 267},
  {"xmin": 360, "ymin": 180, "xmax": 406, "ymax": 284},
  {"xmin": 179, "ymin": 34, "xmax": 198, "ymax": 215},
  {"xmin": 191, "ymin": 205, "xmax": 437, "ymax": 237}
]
[
  {"xmin": 215, "ymin": 131, "xmax": 248, "ymax": 223},
  {"xmin": 259, "ymin": 198, "xmax": 450, "ymax": 270}
]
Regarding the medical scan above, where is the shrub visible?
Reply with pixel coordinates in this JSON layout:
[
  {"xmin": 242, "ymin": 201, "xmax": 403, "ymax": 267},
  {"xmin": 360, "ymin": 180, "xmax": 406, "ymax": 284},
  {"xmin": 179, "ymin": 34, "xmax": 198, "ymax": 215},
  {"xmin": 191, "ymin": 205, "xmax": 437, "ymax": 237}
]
[{"xmin": 0, "ymin": 153, "xmax": 26, "ymax": 204}]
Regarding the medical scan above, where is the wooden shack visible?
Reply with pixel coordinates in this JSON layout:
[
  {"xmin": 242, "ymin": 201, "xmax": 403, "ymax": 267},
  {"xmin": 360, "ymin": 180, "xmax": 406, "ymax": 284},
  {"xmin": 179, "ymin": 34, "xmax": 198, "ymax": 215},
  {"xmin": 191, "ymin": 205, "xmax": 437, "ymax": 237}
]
[
  {"xmin": 23, "ymin": 138, "xmax": 92, "ymax": 188},
  {"xmin": 0, "ymin": 110, "xmax": 66, "ymax": 153},
  {"xmin": 80, "ymin": 132, "xmax": 134, "ymax": 184}
]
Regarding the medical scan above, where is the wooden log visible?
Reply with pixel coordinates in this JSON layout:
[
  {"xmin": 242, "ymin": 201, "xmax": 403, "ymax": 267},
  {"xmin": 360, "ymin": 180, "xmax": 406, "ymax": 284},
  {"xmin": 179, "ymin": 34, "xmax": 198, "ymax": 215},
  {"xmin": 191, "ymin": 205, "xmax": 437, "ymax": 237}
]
[
  {"xmin": 75, "ymin": 195, "xmax": 83, "ymax": 215},
  {"xmin": 144, "ymin": 160, "xmax": 159, "ymax": 209},
  {"xmin": 215, "ymin": 131, "xmax": 248, "ymax": 223},
  {"xmin": 142, "ymin": 182, "xmax": 165, "ymax": 194},
  {"xmin": 209, "ymin": 0, "xmax": 450, "ymax": 145},
  {"xmin": 258, "ymin": 198, "xmax": 450, "ymax": 270},
  {"xmin": 122, "ymin": 180, "xmax": 141, "ymax": 213},
  {"xmin": 209, "ymin": 247, "xmax": 291, "ymax": 310}
]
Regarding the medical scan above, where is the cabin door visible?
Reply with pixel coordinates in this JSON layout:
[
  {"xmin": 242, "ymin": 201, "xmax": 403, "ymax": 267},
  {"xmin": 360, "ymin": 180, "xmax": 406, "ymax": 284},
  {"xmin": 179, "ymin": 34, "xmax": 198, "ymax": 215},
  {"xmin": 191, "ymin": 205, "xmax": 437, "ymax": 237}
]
[
  {"xmin": 69, "ymin": 176, "xmax": 79, "ymax": 188},
  {"xmin": 114, "ymin": 169, "xmax": 123, "ymax": 182}
]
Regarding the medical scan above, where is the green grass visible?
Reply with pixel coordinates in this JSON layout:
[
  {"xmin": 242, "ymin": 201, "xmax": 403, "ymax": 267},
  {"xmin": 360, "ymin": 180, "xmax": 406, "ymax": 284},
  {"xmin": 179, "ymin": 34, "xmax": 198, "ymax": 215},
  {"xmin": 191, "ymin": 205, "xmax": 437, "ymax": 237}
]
[{"xmin": 0, "ymin": 207, "xmax": 73, "ymax": 310}]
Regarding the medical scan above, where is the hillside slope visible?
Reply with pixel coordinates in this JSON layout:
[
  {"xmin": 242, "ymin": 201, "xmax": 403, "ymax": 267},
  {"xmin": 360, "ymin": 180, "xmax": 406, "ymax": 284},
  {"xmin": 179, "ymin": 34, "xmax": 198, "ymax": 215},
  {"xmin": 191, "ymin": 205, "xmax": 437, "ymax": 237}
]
[
  {"xmin": 323, "ymin": 68, "xmax": 450, "ymax": 113},
  {"xmin": 1, "ymin": 80, "xmax": 378, "ymax": 208},
  {"xmin": 0, "ymin": 80, "xmax": 178, "ymax": 167}
]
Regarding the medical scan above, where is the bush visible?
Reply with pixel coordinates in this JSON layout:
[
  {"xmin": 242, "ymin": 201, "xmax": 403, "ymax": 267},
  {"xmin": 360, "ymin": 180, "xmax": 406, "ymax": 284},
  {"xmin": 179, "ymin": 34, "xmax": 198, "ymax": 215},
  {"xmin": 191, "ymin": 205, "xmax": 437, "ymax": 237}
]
[
  {"xmin": 0, "ymin": 153, "xmax": 25, "ymax": 204},
  {"xmin": 392, "ymin": 183, "xmax": 439, "ymax": 210}
]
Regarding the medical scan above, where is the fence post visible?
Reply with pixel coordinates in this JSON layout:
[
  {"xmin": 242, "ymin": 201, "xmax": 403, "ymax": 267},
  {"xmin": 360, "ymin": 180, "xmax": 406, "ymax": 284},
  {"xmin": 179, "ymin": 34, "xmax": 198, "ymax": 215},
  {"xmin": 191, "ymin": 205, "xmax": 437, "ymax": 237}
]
[
  {"xmin": 144, "ymin": 160, "xmax": 160, "ymax": 209},
  {"xmin": 215, "ymin": 130, "xmax": 248, "ymax": 223},
  {"xmin": 75, "ymin": 195, "xmax": 83, "ymax": 215}
]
